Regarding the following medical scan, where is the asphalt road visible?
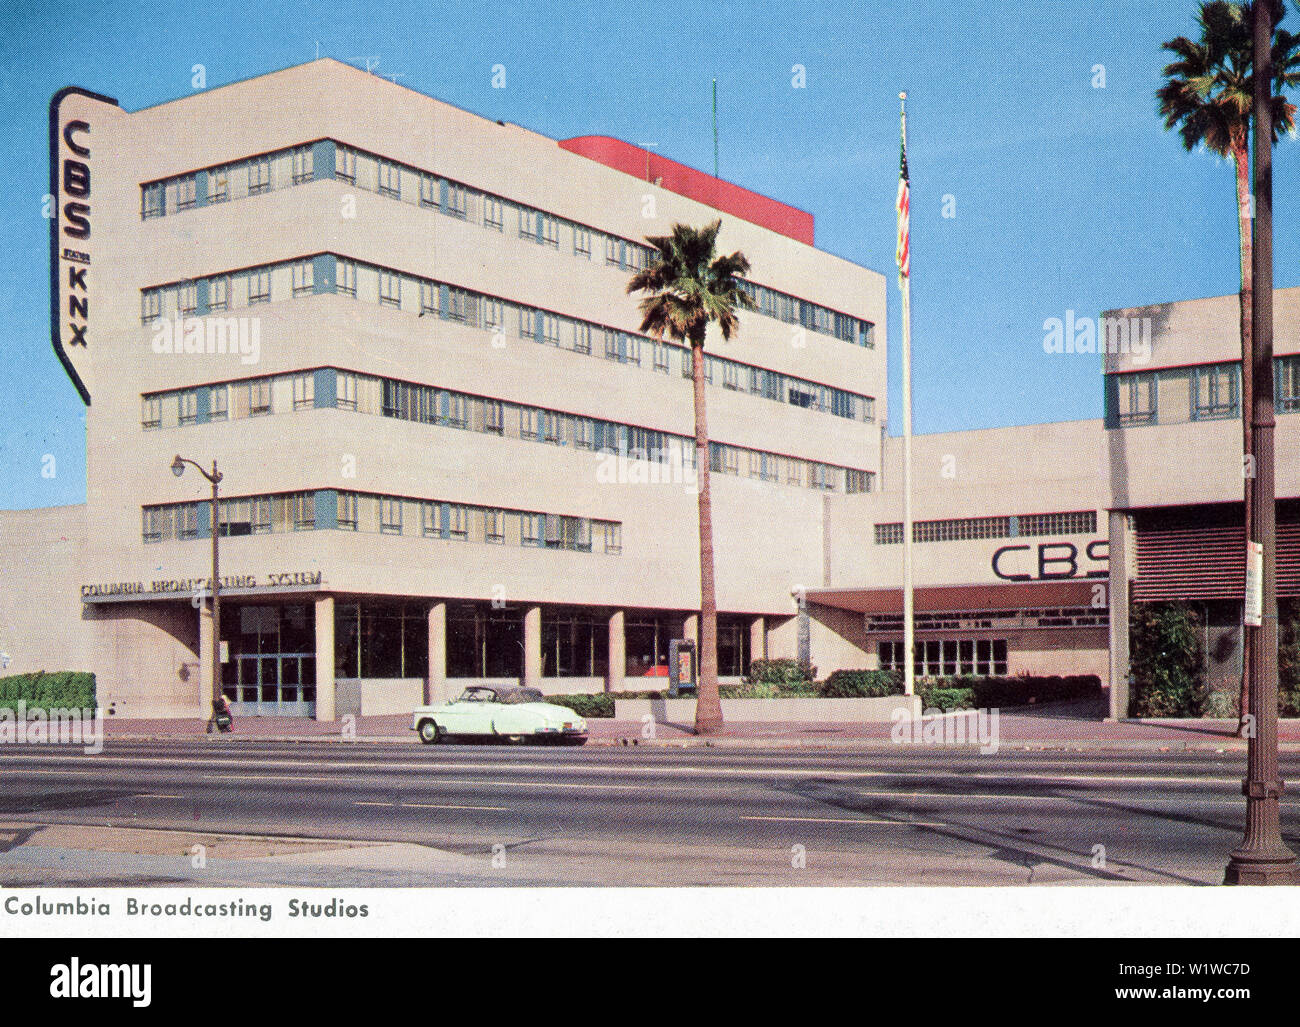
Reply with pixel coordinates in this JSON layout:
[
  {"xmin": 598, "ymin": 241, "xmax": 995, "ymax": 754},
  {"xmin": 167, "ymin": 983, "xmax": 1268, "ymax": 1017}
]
[{"xmin": 1, "ymin": 740, "xmax": 1295, "ymax": 886}]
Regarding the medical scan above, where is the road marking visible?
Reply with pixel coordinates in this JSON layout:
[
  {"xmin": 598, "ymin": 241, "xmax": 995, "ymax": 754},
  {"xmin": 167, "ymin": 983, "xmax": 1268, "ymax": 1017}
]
[
  {"xmin": 741, "ymin": 815, "xmax": 947, "ymax": 827},
  {"xmin": 137, "ymin": 793, "xmax": 182, "ymax": 799},
  {"xmin": 354, "ymin": 801, "xmax": 509, "ymax": 812}
]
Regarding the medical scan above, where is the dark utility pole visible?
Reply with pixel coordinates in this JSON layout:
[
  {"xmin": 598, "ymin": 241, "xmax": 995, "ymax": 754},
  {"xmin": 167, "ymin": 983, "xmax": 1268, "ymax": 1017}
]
[
  {"xmin": 172, "ymin": 455, "xmax": 224, "ymax": 715},
  {"xmin": 1225, "ymin": 0, "xmax": 1298, "ymax": 886}
]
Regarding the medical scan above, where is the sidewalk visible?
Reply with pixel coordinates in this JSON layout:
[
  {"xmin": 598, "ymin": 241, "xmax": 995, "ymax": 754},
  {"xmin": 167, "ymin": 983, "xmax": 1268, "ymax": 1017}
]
[{"xmin": 98, "ymin": 704, "xmax": 1300, "ymax": 752}]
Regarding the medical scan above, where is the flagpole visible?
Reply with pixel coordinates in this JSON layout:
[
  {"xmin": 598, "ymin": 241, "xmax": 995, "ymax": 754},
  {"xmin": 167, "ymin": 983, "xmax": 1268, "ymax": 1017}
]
[{"xmin": 899, "ymin": 91, "xmax": 915, "ymax": 698}]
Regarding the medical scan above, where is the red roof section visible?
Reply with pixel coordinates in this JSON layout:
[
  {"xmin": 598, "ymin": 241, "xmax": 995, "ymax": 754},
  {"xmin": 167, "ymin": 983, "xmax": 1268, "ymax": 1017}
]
[{"xmin": 558, "ymin": 135, "xmax": 815, "ymax": 246}]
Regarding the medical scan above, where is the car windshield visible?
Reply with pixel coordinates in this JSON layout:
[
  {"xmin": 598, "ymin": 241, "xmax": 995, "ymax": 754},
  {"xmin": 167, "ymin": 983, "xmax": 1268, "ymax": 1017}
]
[{"xmin": 457, "ymin": 687, "xmax": 497, "ymax": 703}]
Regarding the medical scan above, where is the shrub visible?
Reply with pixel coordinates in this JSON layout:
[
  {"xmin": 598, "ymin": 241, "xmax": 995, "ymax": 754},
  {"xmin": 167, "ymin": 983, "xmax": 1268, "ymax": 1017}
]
[
  {"xmin": 543, "ymin": 693, "xmax": 614, "ymax": 719},
  {"xmin": 1129, "ymin": 602, "xmax": 1206, "ymax": 718},
  {"xmin": 918, "ymin": 686, "xmax": 975, "ymax": 712},
  {"xmin": 746, "ymin": 658, "xmax": 816, "ymax": 687},
  {"xmin": 966, "ymin": 674, "xmax": 1102, "ymax": 709},
  {"xmin": 0, "ymin": 671, "xmax": 96, "ymax": 712},
  {"xmin": 820, "ymin": 669, "xmax": 903, "ymax": 698}
]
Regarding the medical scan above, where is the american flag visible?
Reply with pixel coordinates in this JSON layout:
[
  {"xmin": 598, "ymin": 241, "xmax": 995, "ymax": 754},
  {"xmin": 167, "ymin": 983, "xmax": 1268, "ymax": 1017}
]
[{"xmin": 896, "ymin": 126, "xmax": 910, "ymax": 285}]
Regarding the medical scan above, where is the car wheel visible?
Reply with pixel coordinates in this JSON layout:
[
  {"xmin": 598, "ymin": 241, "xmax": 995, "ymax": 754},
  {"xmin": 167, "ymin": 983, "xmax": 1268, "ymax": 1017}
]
[{"xmin": 417, "ymin": 719, "xmax": 441, "ymax": 745}]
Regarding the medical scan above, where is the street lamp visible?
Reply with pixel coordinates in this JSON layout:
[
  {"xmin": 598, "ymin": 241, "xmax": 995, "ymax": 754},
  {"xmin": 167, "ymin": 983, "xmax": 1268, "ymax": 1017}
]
[
  {"xmin": 171, "ymin": 455, "xmax": 224, "ymax": 720},
  {"xmin": 1225, "ymin": 0, "xmax": 1298, "ymax": 885}
]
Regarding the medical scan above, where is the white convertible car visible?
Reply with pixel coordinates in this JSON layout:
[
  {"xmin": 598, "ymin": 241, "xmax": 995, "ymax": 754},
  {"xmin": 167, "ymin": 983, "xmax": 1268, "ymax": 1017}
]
[{"xmin": 412, "ymin": 685, "xmax": 588, "ymax": 745}]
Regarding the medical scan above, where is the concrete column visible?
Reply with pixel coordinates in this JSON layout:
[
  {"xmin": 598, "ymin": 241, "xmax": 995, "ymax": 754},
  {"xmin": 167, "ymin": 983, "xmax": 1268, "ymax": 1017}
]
[
  {"xmin": 606, "ymin": 610, "xmax": 625, "ymax": 693},
  {"xmin": 1107, "ymin": 511, "xmax": 1132, "ymax": 721},
  {"xmin": 749, "ymin": 616, "xmax": 767, "ymax": 668},
  {"xmin": 523, "ymin": 605, "xmax": 542, "ymax": 688},
  {"xmin": 197, "ymin": 601, "xmax": 214, "ymax": 718},
  {"xmin": 426, "ymin": 601, "xmax": 446, "ymax": 704},
  {"xmin": 315, "ymin": 595, "xmax": 336, "ymax": 722}
]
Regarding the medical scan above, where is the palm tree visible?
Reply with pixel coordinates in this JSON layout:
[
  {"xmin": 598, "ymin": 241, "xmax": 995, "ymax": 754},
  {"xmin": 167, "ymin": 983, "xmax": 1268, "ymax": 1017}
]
[
  {"xmin": 1158, "ymin": 0, "xmax": 1300, "ymax": 728},
  {"xmin": 628, "ymin": 220, "xmax": 753, "ymax": 735}
]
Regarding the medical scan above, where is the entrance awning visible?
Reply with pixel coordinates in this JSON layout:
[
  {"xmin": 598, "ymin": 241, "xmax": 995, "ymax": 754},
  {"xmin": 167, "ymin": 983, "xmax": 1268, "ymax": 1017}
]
[{"xmin": 805, "ymin": 579, "xmax": 1101, "ymax": 615}]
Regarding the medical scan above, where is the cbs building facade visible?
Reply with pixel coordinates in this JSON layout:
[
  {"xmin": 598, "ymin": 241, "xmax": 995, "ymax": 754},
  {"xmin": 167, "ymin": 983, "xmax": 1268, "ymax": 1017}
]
[{"xmin": 4, "ymin": 60, "xmax": 1298, "ymax": 721}]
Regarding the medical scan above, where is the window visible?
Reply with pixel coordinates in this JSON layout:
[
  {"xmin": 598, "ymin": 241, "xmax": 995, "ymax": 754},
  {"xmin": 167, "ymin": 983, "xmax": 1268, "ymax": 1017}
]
[
  {"xmin": 142, "ymin": 183, "xmax": 165, "ymax": 219},
  {"xmin": 141, "ymin": 289, "xmax": 162, "ymax": 325},
  {"xmin": 380, "ymin": 497, "xmax": 403, "ymax": 534},
  {"xmin": 601, "ymin": 522, "xmax": 622, "ymax": 555},
  {"xmin": 142, "ymin": 506, "xmax": 168, "ymax": 543},
  {"xmin": 337, "ymin": 260, "xmax": 357, "ymax": 297},
  {"xmin": 377, "ymin": 160, "xmax": 400, "ymax": 198},
  {"xmin": 1117, "ymin": 372, "xmax": 1156, "ymax": 426},
  {"xmin": 722, "ymin": 362, "xmax": 741, "ymax": 390},
  {"xmin": 248, "ymin": 158, "xmax": 271, "ymax": 195},
  {"xmin": 421, "ymin": 502, "xmax": 438, "ymax": 538},
  {"xmin": 446, "ymin": 287, "xmax": 477, "ymax": 324},
  {"xmin": 419, "ymin": 174, "xmax": 438, "ymax": 208},
  {"xmin": 337, "ymin": 373, "xmax": 358, "ymax": 410},
  {"xmin": 484, "ymin": 196, "xmax": 504, "ymax": 230},
  {"xmin": 485, "ymin": 508, "xmax": 505, "ymax": 544},
  {"xmin": 653, "ymin": 341, "xmax": 671, "ymax": 374},
  {"xmin": 142, "ymin": 396, "xmax": 162, "ymax": 430},
  {"xmin": 248, "ymin": 380, "xmax": 272, "ymax": 416},
  {"xmin": 336, "ymin": 148, "xmax": 357, "ymax": 184},
  {"xmin": 545, "ymin": 515, "xmax": 590, "ymax": 552},
  {"xmin": 483, "ymin": 400, "xmax": 504, "ymax": 435},
  {"xmin": 1017, "ymin": 511, "xmax": 1097, "ymax": 537},
  {"xmin": 572, "ymin": 323, "xmax": 593, "ymax": 355},
  {"xmin": 292, "ymin": 492, "xmax": 315, "ymax": 530},
  {"xmin": 379, "ymin": 271, "xmax": 401, "ymax": 308},
  {"xmin": 248, "ymin": 268, "xmax": 271, "ymax": 304},
  {"xmin": 291, "ymin": 147, "xmax": 314, "ymax": 184},
  {"xmin": 177, "ymin": 504, "xmax": 199, "ymax": 540},
  {"xmin": 483, "ymin": 298, "xmax": 505, "ymax": 329},
  {"xmin": 1279, "ymin": 356, "xmax": 1300, "ymax": 413},
  {"xmin": 447, "ymin": 504, "xmax": 468, "ymax": 541},
  {"xmin": 1193, "ymin": 364, "xmax": 1238, "ymax": 420},
  {"xmin": 251, "ymin": 497, "xmax": 271, "ymax": 534},
  {"xmin": 875, "ymin": 523, "xmax": 904, "ymax": 545},
  {"xmin": 179, "ymin": 282, "xmax": 198, "ymax": 315},
  {"xmin": 292, "ymin": 374, "xmax": 315, "ymax": 410},
  {"xmin": 338, "ymin": 493, "xmax": 358, "ymax": 530},
  {"xmin": 420, "ymin": 280, "xmax": 437, "ymax": 315},
  {"xmin": 209, "ymin": 386, "xmax": 228, "ymax": 421},
  {"xmin": 175, "ymin": 177, "xmax": 197, "ymax": 211},
  {"xmin": 208, "ymin": 276, "xmax": 230, "ymax": 312},
  {"xmin": 846, "ymin": 469, "xmax": 873, "ymax": 494},
  {"xmin": 574, "ymin": 226, "xmax": 593, "ymax": 257},
  {"xmin": 207, "ymin": 167, "xmax": 230, "ymax": 203},
  {"xmin": 292, "ymin": 261, "xmax": 314, "ymax": 297},
  {"xmin": 521, "ymin": 513, "xmax": 544, "ymax": 547},
  {"xmin": 541, "ymin": 312, "xmax": 560, "ymax": 345},
  {"xmin": 443, "ymin": 181, "xmax": 468, "ymax": 219}
]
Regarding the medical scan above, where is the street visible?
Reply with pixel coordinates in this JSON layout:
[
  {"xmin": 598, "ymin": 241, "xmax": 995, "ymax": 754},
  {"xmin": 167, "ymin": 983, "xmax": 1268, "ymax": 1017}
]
[{"xmin": 0, "ymin": 740, "xmax": 1293, "ymax": 886}]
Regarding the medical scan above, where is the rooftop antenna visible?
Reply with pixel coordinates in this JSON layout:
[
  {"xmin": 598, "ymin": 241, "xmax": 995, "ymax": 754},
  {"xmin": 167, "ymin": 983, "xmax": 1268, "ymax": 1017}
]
[
  {"xmin": 315, "ymin": 41, "xmax": 321, "ymax": 60},
  {"xmin": 637, "ymin": 142, "xmax": 658, "ymax": 182},
  {"xmin": 350, "ymin": 56, "xmax": 381, "ymax": 74},
  {"xmin": 386, "ymin": 72, "xmax": 406, "ymax": 84},
  {"xmin": 712, "ymin": 78, "xmax": 719, "ymax": 178}
]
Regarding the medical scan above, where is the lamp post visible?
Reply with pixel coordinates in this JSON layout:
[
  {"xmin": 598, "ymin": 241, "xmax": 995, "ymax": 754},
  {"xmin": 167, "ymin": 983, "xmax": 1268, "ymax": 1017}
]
[
  {"xmin": 1225, "ymin": 0, "xmax": 1298, "ymax": 886},
  {"xmin": 171, "ymin": 455, "xmax": 224, "ymax": 717}
]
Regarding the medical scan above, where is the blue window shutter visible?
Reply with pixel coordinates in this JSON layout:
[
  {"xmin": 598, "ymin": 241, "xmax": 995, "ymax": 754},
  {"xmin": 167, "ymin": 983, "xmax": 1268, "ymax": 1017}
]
[
  {"xmin": 194, "ymin": 278, "xmax": 210, "ymax": 316},
  {"xmin": 439, "ymin": 502, "xmax": 450, "ymax": 540},
  {"xmin": 197, "ymin": 503, "xmax": 212, "ymax": 540},
  {"xmin": 1009, "ymin": 515, "xmax": 1020, "ymax": 539},
  {"xmin": 194, "ymin": 170, "xmax": 208, "ymax": 208},
  {"xmin": 314, "ymin": 368, "xmax": 337, "ymax": 408},
  {"xmin": 312, "ymin": 140, "xmax": 336, "ymax": 180},
  {"xmin": 313, "ymin": 254, "xmax": 336, "ymax": 295},
  {"xmin": 195, "ymin": 388, "xmax": 210, "ymax": 425},
  {"xmin": 439, "ymin": 179, "xmax": 449, "ymax": 211},
  {"xmin": 439, "ymin": 284, "xmax": 449, "ymax": 320},
  {"xmin": 315, "ymin": 490, "xmax": 338, "ymax": 530}
]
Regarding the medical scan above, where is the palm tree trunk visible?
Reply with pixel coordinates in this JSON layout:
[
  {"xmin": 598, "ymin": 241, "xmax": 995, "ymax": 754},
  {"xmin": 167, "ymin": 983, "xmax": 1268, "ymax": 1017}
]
[
  {"xmin": 1236, "ymin": 140, "xmax": 1254, "ymax": 736},
  {"xmin": 690, "ymin": 337, "xmax": 723, "ymax": 735}
]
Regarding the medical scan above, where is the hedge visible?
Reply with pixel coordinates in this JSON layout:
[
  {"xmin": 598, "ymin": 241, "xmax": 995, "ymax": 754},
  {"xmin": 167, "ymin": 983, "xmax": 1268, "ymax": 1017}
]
[
  {"xmin": 746, "ymin": 659, "xmax": 817, "ymax": 687},
  {"xmin": 918, "ymin": 687, "xmax": 976, "ymax": 712},
  {"xmin": 0, "ymin": 671, "xmax": 96, "ymax": 712},
  {"xmin": 820, "ymin": 669, "xmax": 904, "ymax": 698}
]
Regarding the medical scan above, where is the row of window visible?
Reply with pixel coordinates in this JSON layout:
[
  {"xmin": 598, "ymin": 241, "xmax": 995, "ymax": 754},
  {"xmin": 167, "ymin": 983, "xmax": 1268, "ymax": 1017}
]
[
  {"xmin": 140, "ymin": 255, "xmax": 877, "ymax": 424},
  {"xmin": 867, "ymin": 607, "xmax": 1108, "ymax": 632},
  {"xmin": 142, "ymin": 369, "xmax": 875, "ymax": 494},
  {"xmin": 874, "ymin": 510, "xmax": 1097, "ymax": 546},
  {"xmin": 139, "ymin": 138, "xmax": 875, "ymax": 347},
  {"xmin": 1107, "ymin": 357, "xmax": 1300, "ymax": 428},
  {"xmin": 142, "ymin": 490, "xmax": 622, "ymax": 553},
  {"xmin": 878, "ymin": 639, "xmax": 1009, "ymax": 678}
]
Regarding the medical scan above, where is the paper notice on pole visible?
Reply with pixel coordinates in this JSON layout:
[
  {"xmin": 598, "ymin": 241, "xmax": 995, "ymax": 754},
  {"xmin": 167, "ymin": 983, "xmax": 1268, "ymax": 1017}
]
[{"xmin": 1245, "ymin": 541, "xmax": 1264, "ymax": 627}]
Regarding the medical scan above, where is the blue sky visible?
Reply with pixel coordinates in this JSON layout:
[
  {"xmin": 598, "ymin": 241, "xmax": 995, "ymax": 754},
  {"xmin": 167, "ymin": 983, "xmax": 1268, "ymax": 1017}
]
[{"xmin": 1, "ymin": 0, "xmax": 1295, "ymax": 508}]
